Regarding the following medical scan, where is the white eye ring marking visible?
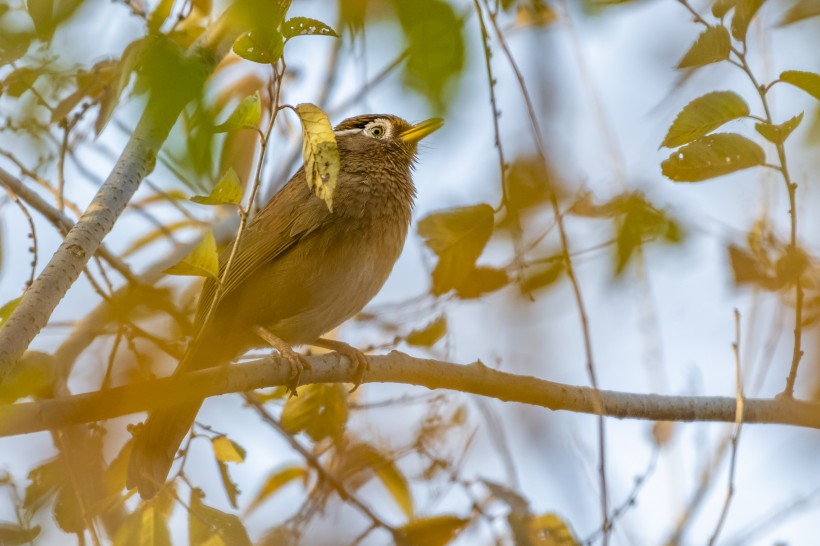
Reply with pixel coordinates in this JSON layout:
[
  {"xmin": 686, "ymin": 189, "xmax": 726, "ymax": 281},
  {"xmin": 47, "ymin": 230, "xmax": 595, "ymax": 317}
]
[{"xmin": 364, "ymin": 119, "xmax": 391, "ymax": 139}]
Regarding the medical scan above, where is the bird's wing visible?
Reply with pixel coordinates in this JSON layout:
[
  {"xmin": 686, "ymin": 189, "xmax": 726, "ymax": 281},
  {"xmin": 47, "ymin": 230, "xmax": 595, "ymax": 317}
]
[{"xmin": 194, "ymin": 168, "xmax": 329, "ymax": 326}]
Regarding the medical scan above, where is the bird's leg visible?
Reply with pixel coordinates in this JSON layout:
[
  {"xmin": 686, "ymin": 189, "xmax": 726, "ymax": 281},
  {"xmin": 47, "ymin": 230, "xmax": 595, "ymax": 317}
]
[
  {"xmin": 312, "ymin": 338, "xmax": 370, "ymax": 392},
  {"xmin": 253, "ymin": 325, "xmax": 312, "ymax": 393}
]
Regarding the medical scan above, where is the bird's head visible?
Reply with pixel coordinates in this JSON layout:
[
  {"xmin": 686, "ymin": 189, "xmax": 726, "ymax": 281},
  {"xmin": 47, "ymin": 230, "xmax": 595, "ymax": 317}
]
[{"xmin": 333, "ymin": 114, "xmax": 444, "ymax": 169}]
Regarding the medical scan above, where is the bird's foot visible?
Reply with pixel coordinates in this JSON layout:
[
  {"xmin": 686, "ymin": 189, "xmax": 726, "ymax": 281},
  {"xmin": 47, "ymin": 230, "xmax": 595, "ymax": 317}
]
[
  {"xmin": 313, "ymin": 338, "xmax": 370, "ymax": 392},
  {"xmin": 253, "ymin": 325, "xmax": 312, "ymax": 394}
]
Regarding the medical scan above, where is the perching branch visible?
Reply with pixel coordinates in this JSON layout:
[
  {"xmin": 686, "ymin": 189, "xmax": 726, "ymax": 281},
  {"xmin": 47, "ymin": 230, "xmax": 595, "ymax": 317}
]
[
  {"xmin": 3, "ymin": 351, "xmax": 820, "ymax": 438},
  {"xmin": 0, "ymin": 0, "xmax": 292, "ymax": 379}
]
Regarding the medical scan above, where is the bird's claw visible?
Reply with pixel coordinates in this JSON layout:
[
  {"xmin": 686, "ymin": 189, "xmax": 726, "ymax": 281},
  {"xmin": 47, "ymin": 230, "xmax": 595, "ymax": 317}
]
[{"xmin": 280, "ymin": 347, "xmax": 312, "ymax": 395}]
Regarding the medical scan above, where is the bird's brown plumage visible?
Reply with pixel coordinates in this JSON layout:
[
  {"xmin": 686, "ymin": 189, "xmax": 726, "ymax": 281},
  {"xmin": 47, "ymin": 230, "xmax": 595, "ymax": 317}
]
[{"xmin": 127, "ymin": 114, "xmax": 438, "ymax": 498}]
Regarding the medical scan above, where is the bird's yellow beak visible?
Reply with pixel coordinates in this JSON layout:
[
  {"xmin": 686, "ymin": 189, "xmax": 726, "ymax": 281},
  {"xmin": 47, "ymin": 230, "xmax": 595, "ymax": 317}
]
[{"xmin": 400, "ymin": 118, "xmax": 444, "ymax": 144}]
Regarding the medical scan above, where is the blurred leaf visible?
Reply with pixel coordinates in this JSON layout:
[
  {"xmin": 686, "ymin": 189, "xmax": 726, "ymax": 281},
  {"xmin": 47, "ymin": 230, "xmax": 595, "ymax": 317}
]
[
  {"xmin": 651, "ymin": 421, "xmax": 676, "ymax": 447},
  {"xmin": 24, "ymin": 458, "xmax": 64, "ymax": 511},
  {"xmin": 103, "ymin": 439, "xmax": 134, "ymax": 497},
  {"xmin": 339, "ymin": 0, "xmax": 368, "ymax": 30},
  {"xmin": 400, "ymin": 515, "xmax": 469, "ymax": 546},
  {"xmin": 113, "ymin": 504, "xmax": 172, "ymax": 546},
  {"xmin": 51, "ymin": 60, "xmax": 119, "ymax": 124},
  {"xmin": 780, "ymin": 70, "xmax": 820, "ymax": 100},
  {"xmin": 216, "ymin": 459, "xmax": 240, "ymax": 509},
  {"xmin": 163, "ymin": 230, "xmax": 219, "ymax": 278},
  {"xmin": 27, "ymin": 0, "xmax": 83, "ymax": 42},
  {"xmin": 189, "ymin": 489, "xmax": 251, "ymax": 546},
  {"xmin": 137, "ymin": 34, "xmax": 203, "ymax": 104},
  {"xmin": 778, "ymin": 0, "xmax": 820, "ymax": 25},
  {"xmin": 406, "ymin": 315, "xmax": 447, "ymax": 347},
  {"xmin": 393, "ymin": 0, "xmax": 464, "ymax": 112},
  {"xmin": 774, "ymin": 246, "xmax": 809, "ymax": 286},
  {"xmin": 295, "ymin": 103, "xmax": 339, "ymax": 211},
  {"xmin": 455, "ymin": 267, "xmax": 509, "ymax": 299},
  {"xmin": 54, "ymin": 482, "xmax": 84, "ymax": 534},
  {"xmin": 612, "ymin": 194, "xmax": 683, "ymax": 275},
  {"xmin": 281, "ymin": 383, "xmax": 348, "ymax": 442},
  {"xmin": 246, "ymin": 466, "xmax": 307, "ymax": 515},
  {"xmin": 0, "ymin": 297, "xmax": 21, "ymax": 326},
  {"xmin": 529, "ymin": 513, "xmax": 580, "ymax": 546},
  {"xmin": 521, "ymin": 261, "xmax": 564, "ymax": 294},
  {"xmin": 282, "ymin": 17, "xmax": 338, "ymax": 39},
  {"xmin": 728, "ymin": 244, "xmax": 771, "ymax": 286},
  {"xmin": 0, "ymin": 350, "xmax": 54, "ymax": 403},
  {"xmin": 418, "ymin": 204, "xmax": 495, "ymax": 295},
  {"xmin": 662, "ymin": 133, "xmax": 765, "ymax": 182},
  {"xmin": 661, "ymin": 91, "xmax": 749, "ymax": 148},
  {"xmin": 515, "ymin": 1, "xmax": 557, "ymax": 27},
  {"xmin": 212, "ymin": 436, "xmax": 246, "ymax": 463},
  {"xmin": 192, "ymin": 168, "xmax": 243, "ymax": 205},
  {"xmin": 502, "ymin": 156, "xmax": 558, "ymax": 222},
  {"xmin": 713, "ymin": 0, "xmax": 738, "ymax": 17},
  {"xmin": 355, "ymin": 443, "xmax": 414, "ymax": 519},
  {"xmin": 232, "ymin": 30, "xmax": 284, "ymax": 65},
  {"xmin": 731, "ymin": 0, "xmax": 765, "ymax": 41},
  {"xmin": 0, "ymin": 31, "xmax": 32, "ymax": 66},
  {"xmin": 214, "ymin": 92, "xmax": 261, "ymax": 132},
  {"xmin": 755, "ymin": 112, "xmax": 804, "ymax": 144},
  {"xmin": 677, "ymin": 26, "xmax": 730, "ymax": 69},
  {"xmin": 0, "ymin": 524, "xmax": 41, "ymax": 545},
  {"xmin": 122, "ymin": 219, "xmax": 201, "ymax": 258},
  {"xmin": 1, "ymin": 66, "xmax": 43, "ymax": 97},
  {"xmin": 148, "ymin": 0, "xmax": 174, "ymax": 33}
]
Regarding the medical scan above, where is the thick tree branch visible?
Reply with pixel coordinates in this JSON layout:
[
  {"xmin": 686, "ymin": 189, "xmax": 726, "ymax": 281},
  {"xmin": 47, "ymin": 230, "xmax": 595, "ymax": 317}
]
[
  {"xmin": 0, "ymin": 0, "xmax": 292, "ymax": 378},
  {"xmin": 3, "ymin": 352, "xmax": 820, "ymax": 437}
]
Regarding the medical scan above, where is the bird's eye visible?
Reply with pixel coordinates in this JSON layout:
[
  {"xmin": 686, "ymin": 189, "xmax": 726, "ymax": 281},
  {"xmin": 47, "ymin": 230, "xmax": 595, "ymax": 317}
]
[{"xmin": 368, "ymin": 124, "xmax": 386, "ymax": 138}]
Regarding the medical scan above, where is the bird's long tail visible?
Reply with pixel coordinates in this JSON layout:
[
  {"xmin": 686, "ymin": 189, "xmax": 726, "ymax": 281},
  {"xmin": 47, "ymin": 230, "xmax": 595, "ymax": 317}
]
[{"xmin": 126, "ymin": 336, "xmax": 226, "ymax": 499}]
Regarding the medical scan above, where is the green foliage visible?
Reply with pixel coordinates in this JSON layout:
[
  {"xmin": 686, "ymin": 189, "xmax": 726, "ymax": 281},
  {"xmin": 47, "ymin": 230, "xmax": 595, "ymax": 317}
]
[
  {"xmin": 676, "ymin": 25, "xmax": 731, "ymax": 69},
  {"xmin": 163, "ymin": 230, "xmax": 219, "ymax": 279},
  {"xmin": 392, "ymin": 0, "xmax": 465, "ymax": 112},
  {"xmin": 661, "ymin": 91, "xmax": 749, "ymax": 148},
  {"xmin": 282, "ymin": 17, "xmax": 339, "ymax": 39},
  {"xmin": 295, "ymin": 103, "xmax": 340, "ymax": 211},
  {"xmin": 213, "ymin": 93, "xmax": 261, "ymax": 133},
  {"xmin": 191, "ymin": 168, "xmax": 243, "ymax": 206},
  {"xmin": 662, "ymin": 133, "xmax": 765, "ymax": 181},
  {"xmin": 27, "ymin": 0, "xmax": 83, "ymax": 42}
]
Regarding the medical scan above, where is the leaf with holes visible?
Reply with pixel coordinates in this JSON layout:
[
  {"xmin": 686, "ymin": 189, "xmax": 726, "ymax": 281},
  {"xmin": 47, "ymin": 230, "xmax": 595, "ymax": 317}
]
[
  {"xmin": 295, "ymin": 103, "xmax": 339, "ymax": 211},
  {"xmin": 232, "ymin": 31, "xmax": 284, "ymax": 65},
  {"xmin": 755, "ymin": 112, "xmax": 804, "ymax": 144},
  {"xmin": 662, "ymin": 133, "xmax": 765, "ymax": 182},
  {"xmin": 662, "ymin": 91, "xmax": 749, "ymax": 148},
  {"xmin": 400, "ymin": 515, "xmax": 469, "ymax": 546},
  {"xmin": 246, "ymin": 466, "xmax": 307, "ymax": 515},
  {"xmin": 780, "ymin": 70, "xmax": 820, "ymax": 101},
  {"xmin": 677, "ymin": 26, "xmax": 731, "ymax": 69},
  {"xmin": 418, "ymin": 204, "xmax": 495, "ymax": 295},
  {"xmin": 192, "ymin": 168, "xmax": 243, "ymax": 205},
  {"xmin": 214, "ymin": 92, "xmax": 261, "ymax": 132},
  {"xmin": 163, "ymin": 231, "xmax": 219, "ymax": 279},
  {"xmin": 282, "ymin": 17, "xmax": 338, "ymax": 39}
]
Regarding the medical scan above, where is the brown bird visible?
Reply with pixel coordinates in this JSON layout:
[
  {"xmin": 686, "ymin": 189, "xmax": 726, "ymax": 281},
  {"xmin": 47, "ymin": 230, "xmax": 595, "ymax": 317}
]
[{"xmin": 127, "ymin": 114, "xmax": 443, "ymax": 499}]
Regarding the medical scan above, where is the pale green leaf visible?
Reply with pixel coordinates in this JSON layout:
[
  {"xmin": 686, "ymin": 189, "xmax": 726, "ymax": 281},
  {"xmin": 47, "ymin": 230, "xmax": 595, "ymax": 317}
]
[
  {"xmin": 780, "ymin": 70, "xmax": 820, "ymax": 100},
  {"xmin": 677, "ymin": 26, "xmax": 731, "ymax": 69},
  {"xmin": 295, "ymin": 103, "xmax": 339, "ymax": 211},
  {"xmin": 662, "ymin": 91, "xmax": 750, "ymax": 148},
  {"xmin": 232, "ymin": 31, "xmax": 283, "ymax": 65},
  {"xmin": 417, "ymin": 204, "xmax": 495, "ymax": 295},
  {"xmin": 191, "ymin": 168, "xmax": 243, "ymax": 205},
  {"xmin": 662, "ymin": 133, "xmax": 765, "ymax": 182},
  {"xmin": 246, "ymin": 466, "xmax": 307, "ymax": 515},
  {"xmin": 400, "ymin": 515, "xmax": 469, "ymax": 546},
  {"xmin": 214, "ymin": 92, "xmax": 261, "ymax": 132},
  {"xmin": 755, "ymin": 112, "xmax": 804, "ymax": 144},
  {"xmin": 212, "ymin": 436, "xmax": 246, "ymax": 463},
  {"xmin": 282, "ymin": 17, "xmax": 338, "ymax": 39},
  {"xmin": 163, "ymin": 231, "xmax": 219, "ymax": 279}
]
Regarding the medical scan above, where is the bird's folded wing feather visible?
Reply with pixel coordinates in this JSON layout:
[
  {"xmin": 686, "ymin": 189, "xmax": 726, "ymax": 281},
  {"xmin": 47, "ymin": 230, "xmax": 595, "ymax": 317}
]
[{"xmin": 194, "ymin": 169, "xmax": 328, "ymax": 328}]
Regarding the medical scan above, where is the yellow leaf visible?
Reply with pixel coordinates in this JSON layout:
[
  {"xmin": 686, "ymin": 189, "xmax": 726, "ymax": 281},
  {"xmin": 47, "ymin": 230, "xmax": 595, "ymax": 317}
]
[
  {"xmin": 529, "ymin": 513, "xmax": 579, "ymax": 546},
  {"xmin": 400, "ymin": 515, "xmax": 469, "ymax": 546},
  {"xmin": 163, "ymin": 231, "xmax": 219, "ymax": 279},
  {"xmin": 295, "ymin": 103, "xmax": 339, "ymax": 211},
  {"xmin": 406, "ymin": 316, "xmax": 447, "ymax": 347},
  {"xmin": 246, "ymin": 466, "xmax": 307, "ymax": 515},
  {"xmin": 214, "ymin": 92, "xmax": 261, "ymax": 132},
  {"xmin": 191, "ymin": 168, "xmax": 243, "ymax": 205},
  {"xmin": 280, "ymin": 383, "xmax": 348, "ymax": 442},
  {"xmin": 212, "ymin": 436, "xmax": 246, "ymax": 463}
]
